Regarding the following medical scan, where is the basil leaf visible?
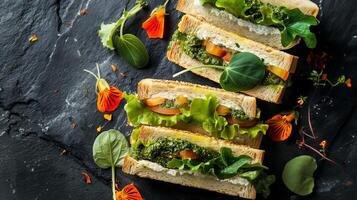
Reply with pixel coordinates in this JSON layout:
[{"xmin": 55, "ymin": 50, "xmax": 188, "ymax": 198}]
[
  {"xmin": 113, "ymin": 34, "xmax": 149, "ymax": 68},
  {"xmin": 220, "ymin": 52, "xmax": 265, "ymax": 92},
  {"xmin": 92, "ymin": 129, "xmax": 129, "ymax": 168},
  {"xmin": 282, "ymin": 8, "xmax": 318, "ymax": 48},
  {"xmin": 282, "ymin": 155, "xmax": 317, "ymax": 196},
  {"xmin": 220, "ymin": 155, "xmax": 252, "ymax": 178}
]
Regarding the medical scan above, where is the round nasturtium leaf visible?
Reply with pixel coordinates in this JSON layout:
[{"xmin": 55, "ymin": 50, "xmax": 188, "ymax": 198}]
[
  {"xmin": 282, "ymin": 155, "xmax": 317, "ymax": 196},
  {"xmin": 92, "ymin": 129, "xmax": 129, "ymax": 169},
  {"xmin": 220, "ymin": 52, "xmax": 266, "ymax": 92}
]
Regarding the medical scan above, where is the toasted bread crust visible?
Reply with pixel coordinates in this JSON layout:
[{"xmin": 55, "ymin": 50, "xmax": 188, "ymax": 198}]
[
  {"xmin": 123, "ymin": 156, "xmax": 257, "ymax": 199},
  {"xmin": 167, "ymin": 41, "xmax": 285, "ymax": 103},
  {"xmin": 178, "ymin": 15, "xmax": 298, "ymax": 74},
  {"xmin": 136, "ymin": 126, "xmax": 264, "ymax": 163}
]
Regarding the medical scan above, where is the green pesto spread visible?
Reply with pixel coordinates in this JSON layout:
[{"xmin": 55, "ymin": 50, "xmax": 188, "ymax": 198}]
[
  {"xmin": 262, "ymin": 72, "xmax": 285, "ymax": 86},
  {"xmin": 170, "ymin": 31, "xmax": 223, "ymax": 65},
  {"xmin": 132, "ymin": 138, "xmax": 219, "ymax": 168},
  {"xmin": 232, "ymin": 109, "xmax": 251, "ymax": 121}
]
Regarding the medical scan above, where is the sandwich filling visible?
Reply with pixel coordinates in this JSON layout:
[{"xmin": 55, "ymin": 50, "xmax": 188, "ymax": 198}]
[
  {"xmin": 130, "ymin": 135, "xmax": 275, "ymax": 198},
  {"xmin": 169, "ymin": 31, "xmax": 286, "ymax": 87},
  {"xmin": 199, "ymin": 0, "xmax": 318, "ymax": 48},
  {"xmin": 124, "ymin": 93, "xmax": 268, "ymax": 140}
]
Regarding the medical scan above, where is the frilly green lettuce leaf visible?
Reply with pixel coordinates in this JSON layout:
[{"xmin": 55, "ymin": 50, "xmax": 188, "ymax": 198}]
[
  {"xmin": 124, "ymin": 93, "xmax": 265, "ymax": 139},
  {"xmin": 240, "ymin": 123, "xmax": 269, "ymax": 138},
  {"xmin": 124, "ymin": 93, "xmax": 189, "ymax": 127}
]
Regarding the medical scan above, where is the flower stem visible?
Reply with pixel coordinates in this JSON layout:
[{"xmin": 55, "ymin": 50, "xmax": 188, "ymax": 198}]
[
  {"xmin": 120, "ymin": 16, "xmax": 127, "ymax": 39},
  {"xmin": 111, "ymin": 165, "xmax": 116, "ymax": 200},
  {"xmin": 84, "ymin": 69, "xmax": 99, "ymax": 80},
  {"xmin": 164, "ymin": 0, "xmax": 170, "ymax": 7},
  {"xmin": 173, "ymin": 65, "xmax": 225, "ymax": 78}
]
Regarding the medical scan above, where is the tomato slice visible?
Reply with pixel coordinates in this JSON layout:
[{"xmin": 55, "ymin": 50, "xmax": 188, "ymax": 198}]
[
  {"xmin": 216, "ymin": 105, "xmax": 231, "ymax": 116},
  {"xmin": 144, "ymin": 97, "xmax": 166, "ymax": 107},
  {"xmin": 226, "ymin": 116, "xmax": 259, "ymax": 127},
  {"xmin": 149, "ymin": 106, "xmax": 181, "ymax": 115},
  {"xmin": 222, "ymin": 52, "xmax": 232, "ymax": 63},
  {"xmin": 179, "ymin": 150, "xmax": 199, "ymax": 160},
  {"xmin": 203, "ymin": 40, "xmax": 227, "ymax": 57},
  {"xmin": 267, "ymin": 65, "xmax": 289, "ymax": 81}
]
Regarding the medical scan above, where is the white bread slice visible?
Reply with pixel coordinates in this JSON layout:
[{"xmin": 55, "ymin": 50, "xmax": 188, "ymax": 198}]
[
  {"xmin": 123, "ymin": 156, "xmax": 257, "ymax": 199},
  {"xmin": 167, "ymin": 41, "xmax": 285, "ymax": 103},
  {"xmin": 259, "ymin": 0, "xmax": 319, "ymax": 16},
  {"xmin": 178, "ymin": 15, "xmax": 298, "ymax": 74},
  {"xmin": 137, "ymin": 79, "xmax": 263, "ymax": 148},
  {"xmin": 176, "ymin": 0, "xmax": 319, "ymax": 50},
  {"xmin": 134, "ymin": 126, "xmax": 265, "ymax": 163},
  {"xmin": 138, "ymin": 78, "xmax": 257, "ymax": 118}
]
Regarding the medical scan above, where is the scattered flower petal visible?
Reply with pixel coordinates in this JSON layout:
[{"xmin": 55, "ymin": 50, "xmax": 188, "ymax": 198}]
[
  {"xmin": 111, "ymin": 64, "xmax": 118, "ymax": 72},
  {"xmin": 120, "ymin": 72, "xmax": 126, "ymax": 78},
  {"xmin": 104, "ymin": 114, "xmax": 112, "ymax": 121},
  {"xmin": 80, "ymin": 9, "xmax": 88, "ymax": 15},
  {"xmin": 81, "ymin": 172, "xmax": 92, "ymax": 184},
  {"xmin": 266, "ymin": 113, "xmax": 295, "ymax": 142},
  {"xmin": 96, "ymin": 126, "xmax": 102, "ymax": 133},
  {"xmin": 29, "ymin": 34, "xmax": 38, "ymax": 43},
  {"xmin": 346, "ymin": 78, "xmax": 352, "ymax": 88}
]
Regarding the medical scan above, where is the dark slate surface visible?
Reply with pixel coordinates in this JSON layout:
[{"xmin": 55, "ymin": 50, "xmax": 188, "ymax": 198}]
[{"xmin": 0, "ymin": 0, "xmax": 356, "ymax": 199}]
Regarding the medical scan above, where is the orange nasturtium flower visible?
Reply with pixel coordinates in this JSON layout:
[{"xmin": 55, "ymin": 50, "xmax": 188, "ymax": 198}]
[
  {"xmin": 116, "ymin": 183, "xmax": 143, "ymax": 200},
  {"xmin": 266, "ymin": 113, "xmax": 295, "ymax": 142},
  {"xmin": 84, "ymin": 64, "xmax": 124, "ymax": 112},
  {"xmin": 142, "ymin": 0, "xmax": 169, "ymax": 39},
  {"xmin": 346, "ymin": 78, "xmax": 352, "ymax": 88}
]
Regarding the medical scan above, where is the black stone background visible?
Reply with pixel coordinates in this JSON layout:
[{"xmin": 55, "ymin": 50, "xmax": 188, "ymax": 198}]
[{"xmin": 1, "ymin": 0, "xmax": 357, "ymax": 199}]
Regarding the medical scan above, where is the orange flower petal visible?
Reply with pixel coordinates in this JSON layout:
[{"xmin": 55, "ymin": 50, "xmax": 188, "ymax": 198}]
[
  {"xmin": 97, "ymin": 86, "xmax": 124, "ymax": 112},
  {"xmin": 142, "ymin": 8, "xmax": 165, "ymax": 39},
  {"xmin": 346, "ymin": 78, "xmax": 352, "ymax": 88},
  {"xmin": 81, "ymin": 172, "xmax": 92, "ymax": 184},
  {"xmin": 104, "ymin": 114, "xmax": 112, "ymax": 121},
  {"xmin": 116, "ymin": 183, "xmax": 143, "ymax": 200},
  {"xmin": 266, "ymin": 114, "xmax": 293, "ymax": 142}
]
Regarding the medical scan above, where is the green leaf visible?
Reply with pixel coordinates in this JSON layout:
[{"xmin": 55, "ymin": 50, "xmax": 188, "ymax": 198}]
[
  {"xmin": 282, "ymin": 8, "xmax": 318, "ymax": 48},
  {"xmin": 215, "ymin": 0, "xmax": 246, "ymax": 17},
  {"xmin": 220, "ymin": 52, "xmax": 266, "ymax": 92},
  {"xmin": 92, "ymin": 129, "xmax": 129, "ymax": 168},
  {"xmin": 220, "ymin": 155, "xmax": 252, "ymax": 178},
  {"xmin": 239, "ymin": 123, "xmax": 269, "ymax": 138},
  {"xmin": 98, "ymin": 23, "xmax": 117, "ymax": 50},
  {"xmin": 98, "ymin": 1, "xmax": 147, "ymax": 50},
  {"xmin": 200, "ymin": 0, "xmax": 217, "ymax": 5},
  {"xmin": 114, "ymin": 34, "xmax": 149, "ymax": 68},
  {"xmin": 254, "ymin": 173, "xmax": 276, "ymax": 198},
  {"xmin": 282, "ymin": 155, "xmax": 317, "ymax": 196}
]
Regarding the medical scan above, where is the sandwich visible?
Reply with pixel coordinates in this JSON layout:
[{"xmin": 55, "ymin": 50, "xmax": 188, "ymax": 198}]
[
  {"xmin": 122, "ymin": 126, "xmax": 275, "ymax": 199},
  {"xmin": 167, "ymin": 15, "xmax": 298, "ymax": 103},
  {"xmin": 124, "ymin": 78, "xmax": 268, "ymax": 149},
  {"xmin": 176, "ymin": 0, "xmax": 319, "ymax": 49}
]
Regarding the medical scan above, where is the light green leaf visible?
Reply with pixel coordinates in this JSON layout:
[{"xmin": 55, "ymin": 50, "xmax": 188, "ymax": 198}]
[
  {"xmin": 282, "ymin": 155, "xmax": 317, "ymax": 196},
  {"xmin": 92, "ymin": 129, "xmax": 129, "ymax": 168}
]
